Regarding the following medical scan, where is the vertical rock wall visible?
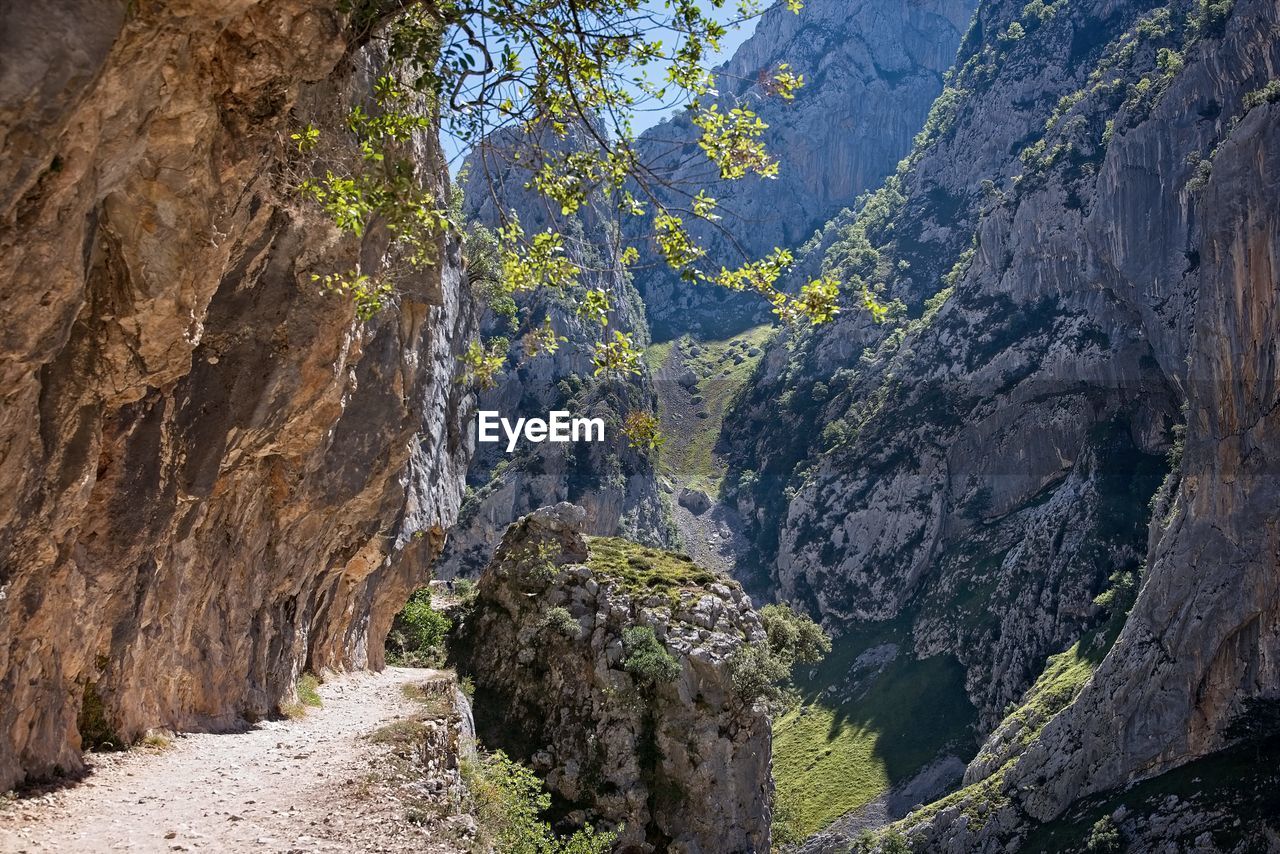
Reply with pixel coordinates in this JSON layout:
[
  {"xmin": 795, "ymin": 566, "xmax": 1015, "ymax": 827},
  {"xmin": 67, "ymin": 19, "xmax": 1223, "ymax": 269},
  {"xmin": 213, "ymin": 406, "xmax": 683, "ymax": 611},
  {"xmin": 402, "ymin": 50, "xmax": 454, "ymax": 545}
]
[
  {"xmin": 0, "ymin": 0, "xmax": 476, "ymax": 790},
  {"xmin": 1009, "ymin": 88, "xmax": 1280, "ymax": 823}
]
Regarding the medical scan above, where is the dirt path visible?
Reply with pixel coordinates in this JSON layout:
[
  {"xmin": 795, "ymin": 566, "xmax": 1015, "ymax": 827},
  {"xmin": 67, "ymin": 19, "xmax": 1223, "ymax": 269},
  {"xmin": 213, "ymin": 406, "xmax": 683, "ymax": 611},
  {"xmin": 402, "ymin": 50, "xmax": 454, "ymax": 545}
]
[{"xmin": 0, "ymin": 667, "xmax": 465, "ymax": 854}]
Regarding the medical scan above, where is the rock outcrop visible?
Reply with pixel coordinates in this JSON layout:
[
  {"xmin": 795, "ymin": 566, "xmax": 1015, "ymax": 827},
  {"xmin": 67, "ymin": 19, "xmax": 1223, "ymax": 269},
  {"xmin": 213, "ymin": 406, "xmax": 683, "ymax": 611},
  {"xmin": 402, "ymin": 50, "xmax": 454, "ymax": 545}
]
[
  {"xmin": 0, "ymin": 2, "xmax": 476, "ymax": 790},
  {"xmin": 457, "ymin": 503, "xmax": 773, "ymax": 852}
]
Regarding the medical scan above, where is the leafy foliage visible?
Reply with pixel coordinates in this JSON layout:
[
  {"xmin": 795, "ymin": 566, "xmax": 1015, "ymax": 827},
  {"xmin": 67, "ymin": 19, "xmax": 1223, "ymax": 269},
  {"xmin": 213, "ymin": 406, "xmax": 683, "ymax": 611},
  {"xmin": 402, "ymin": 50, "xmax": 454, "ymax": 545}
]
[
  {"xmin": 538, "ymin": 605, "xmax": 581, "ymax": 640},
  {"xmin": 728, "ymin": 602, "xmax": 830, "ymax": 706},
  {"xmin": 1084, "ymin": 816, "xmax": 1123, "ymax": 853},
  {"xmin": 387, "ymin": 588, "xmax": 452, "ymax": 666},
  {"xmin": 1243, "ymin": 79, "xmax": 1280, "ymax": 112},
  {"xmin": 296, "ymin": 0, "xmax": 845, "ymax": 373},
  {"xmin": 759, "ymin": 603, "xmax": 832, "ymax": 666},
  {"xmin": 620, "ymin": 625, "xmax": 681, "ymax": 686},
  {"xmin": 462, "ymin": 337, "xmax": 510, "ymax": 389},
  {"xmin": 293, "ymin": 72, "xmax": 459, "ymax": 320},
  {"xmin": 621, "ymin": 409, "xmax": 665, "ymax": 453},
  {"xmin": 463, "ymin": 750, "xmax": 617, "ymax": 853}
]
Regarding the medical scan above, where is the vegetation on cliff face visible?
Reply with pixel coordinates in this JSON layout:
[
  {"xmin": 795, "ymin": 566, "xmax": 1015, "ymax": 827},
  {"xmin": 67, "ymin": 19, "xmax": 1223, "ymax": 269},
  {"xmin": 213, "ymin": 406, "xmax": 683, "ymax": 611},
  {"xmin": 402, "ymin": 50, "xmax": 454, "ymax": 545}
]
[
  {"xmin": 463, "ymin": 750, "xmax": 617, "ymax": 853},
  {"xmin": 584, "ymin": 536, "xmax": 718, "ymax": 593},
  {"xmin": 455, "ymin": 504, "xmax": 780, "ymax": 850},
  {"xmin": 386, "ymin": 588, "xmax": 452, "ymax": 666},
  {"xmin": 645, "ymin": 324, "xmax": 776, "ymax": 495}
]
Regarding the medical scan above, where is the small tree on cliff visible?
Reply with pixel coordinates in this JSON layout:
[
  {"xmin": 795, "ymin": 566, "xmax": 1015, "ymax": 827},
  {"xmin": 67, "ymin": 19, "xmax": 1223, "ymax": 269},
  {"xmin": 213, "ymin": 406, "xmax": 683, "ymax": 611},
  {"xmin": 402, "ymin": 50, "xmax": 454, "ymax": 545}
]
[
  {"xmin": 620, "ymin": 625, "xmax": 681, "ymax": 686},
  {"xmin": 728, "ymin": 601, "xmax": 830, "ymax": 707},
  {"xmin": 293, "ymin": 0, "xmax": 844, "ymax": 375}
]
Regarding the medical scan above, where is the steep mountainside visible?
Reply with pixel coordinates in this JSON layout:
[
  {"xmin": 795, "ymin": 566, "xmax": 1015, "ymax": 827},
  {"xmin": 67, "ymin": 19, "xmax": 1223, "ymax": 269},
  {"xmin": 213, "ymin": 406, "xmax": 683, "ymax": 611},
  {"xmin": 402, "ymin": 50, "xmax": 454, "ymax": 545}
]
[
  {"xmin": 446, "ymin": 0, "xmax": 984, "ymax": 592},
  {"xmin": 0, "ymin": 2, "xmax": 476, "ymax": 791},
  {"xmin": 629, "ymin": 0, "xmax": 978, "ymax": 340},
  {"xmin": 717, "ymin": 0, "xmax": 1280, "ymax": 845}
]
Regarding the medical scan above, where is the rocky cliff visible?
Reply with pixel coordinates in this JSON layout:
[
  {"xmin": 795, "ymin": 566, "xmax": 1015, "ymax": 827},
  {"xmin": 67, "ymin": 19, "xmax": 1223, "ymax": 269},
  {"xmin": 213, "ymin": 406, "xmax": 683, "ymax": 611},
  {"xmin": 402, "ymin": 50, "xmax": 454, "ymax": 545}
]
[
  {"xmin": 0, "ymin": 1, "xmax": 476, "ymax": 790},
  {"xmin": 629, "ymin": 0, "xmax": 977, "ymax": 340},
  {"xmin": 717, "ymin": 0, "xmax": 1280, "ymax": 845},
  {"xmin": 457, "ymin": 503, "xmax": 773, "ymax": 852}
]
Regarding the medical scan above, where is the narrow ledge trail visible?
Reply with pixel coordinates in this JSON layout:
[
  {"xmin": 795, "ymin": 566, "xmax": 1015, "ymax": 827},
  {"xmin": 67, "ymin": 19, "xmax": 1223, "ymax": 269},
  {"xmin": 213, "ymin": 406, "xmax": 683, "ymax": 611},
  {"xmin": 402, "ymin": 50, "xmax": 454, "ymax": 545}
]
[{"xmin": 0, "ymin": 668, "xmax": 461, "ymax": 854}]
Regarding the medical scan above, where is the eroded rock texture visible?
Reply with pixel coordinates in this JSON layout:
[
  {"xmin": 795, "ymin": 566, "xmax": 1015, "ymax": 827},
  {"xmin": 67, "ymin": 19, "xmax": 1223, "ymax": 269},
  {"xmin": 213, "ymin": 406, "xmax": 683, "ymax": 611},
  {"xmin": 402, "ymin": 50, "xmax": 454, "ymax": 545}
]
[
  {"xmin": 0, "ymin": 1, "xmax": 475, "ymax": 790},
  {"xmin": 458, "ymin": 504, "xmax": 773, "ymax": 853},
  {"xmin": 719, "ymin": 0, "xmax": 1279, "ymax": 845}
]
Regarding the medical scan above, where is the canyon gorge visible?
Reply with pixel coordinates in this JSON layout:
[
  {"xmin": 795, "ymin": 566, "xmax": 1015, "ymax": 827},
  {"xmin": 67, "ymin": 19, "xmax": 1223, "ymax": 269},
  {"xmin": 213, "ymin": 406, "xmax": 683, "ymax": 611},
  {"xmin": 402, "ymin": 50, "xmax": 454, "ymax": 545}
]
[{"xmin": 1, "ymin": 0, "xmax": 1278, "ymax": 851}]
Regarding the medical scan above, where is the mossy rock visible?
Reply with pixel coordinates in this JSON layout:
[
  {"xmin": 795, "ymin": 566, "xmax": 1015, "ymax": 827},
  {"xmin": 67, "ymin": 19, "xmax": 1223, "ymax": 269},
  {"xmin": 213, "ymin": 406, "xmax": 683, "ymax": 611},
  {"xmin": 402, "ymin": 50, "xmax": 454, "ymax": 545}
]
[{"xmin": 585, "ymin": 536, "xmax": 720, "ymax": 593}]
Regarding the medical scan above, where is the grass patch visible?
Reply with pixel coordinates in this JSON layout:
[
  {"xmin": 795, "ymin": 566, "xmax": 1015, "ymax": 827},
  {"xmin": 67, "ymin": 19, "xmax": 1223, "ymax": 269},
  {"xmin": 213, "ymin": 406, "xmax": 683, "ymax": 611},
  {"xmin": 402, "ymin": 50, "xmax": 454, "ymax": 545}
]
[
  {"xmin": 993, "ymin": 642, "xmax": 1095, "ymax": 749},
  {"xmin": 401, "ymin": 677, "xmax": 458, "ymax": 718},
  {"xmin": 141, "ymin": 732, "xmax": 173, "ymax": 751},
  {"xmin": 369, "ymin": 718, "xmax": 431, "ymax": 748},
  {"xmin": 645, "ymin": 324, "xmax": 775, "ymax": 495},
  {"xmin": 772, "ymin": 619, "xmax": 976, "ymax": 836},
  {"xmin": 585, "ymin": 536, "xmax": 722, "ymax": 594},
  {"xmin": 281, "ymin": 673, "xmax": 323, "ymax": 719},
  {"xmin": 298, "ymin": 673, "xmax": 322, "ymax": 706}
]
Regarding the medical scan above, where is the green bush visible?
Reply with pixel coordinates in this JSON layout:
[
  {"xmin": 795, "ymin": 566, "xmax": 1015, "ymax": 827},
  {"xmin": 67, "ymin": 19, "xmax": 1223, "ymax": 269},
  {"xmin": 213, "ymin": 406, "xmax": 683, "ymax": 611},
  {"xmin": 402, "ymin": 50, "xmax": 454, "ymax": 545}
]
[
  {"xmin": 78, "ymin": 683, "xmax": 121, "ymax": 751},
  {"xmin": 387, "ymin": 588, "xmax": 451, "ymax": 666},
  {"xmin": 539, "ymin": 606, "xmax": 581, "ymax": 640},
  {"xmin": 851, "ymin": 829, "xmax": 913, "ymax": 853},
  {"xmin": 463, "ymin": 750, "xmax": 617, "ymax": 853},
  {"xmin": 759, "ymin": 603, "xmax": 832, "ymax": 666},
  {"xmin": 453, "ymin": 577, "xmax": 477, "ymax": 603},
  {"xmin": 731, "ymin": 603, "xmax": 831, "ymax": 706},
  {"xmin": 1243, "ymin": 80, "xmax": 1280, "ymax": 112},
  {"xmin": 621, "ymin": 625, "xmax": 681, "ymax": 686},
  {"xmin": 727, "ymin": 644, "xmax": 790, "ymax": 704},
  {"xmin": 1085, "ymin": 816, "xmax": 1123, "ymax": 853},
  {"xmin": 881, "ymin": 830, "xmax": 914, "ymax": 854}
]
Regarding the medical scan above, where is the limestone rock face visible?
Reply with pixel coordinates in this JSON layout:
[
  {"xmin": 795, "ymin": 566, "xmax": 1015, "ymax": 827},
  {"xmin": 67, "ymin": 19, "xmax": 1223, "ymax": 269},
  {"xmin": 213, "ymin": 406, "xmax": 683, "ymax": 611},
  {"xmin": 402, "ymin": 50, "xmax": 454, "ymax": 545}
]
[
  {"xmin": 458, "ymin": 504, "xmax": 773, "ymax": 852},
  {"xmin": 629, "ymin": 0, "xmax": 978, "ymax": 339},
  {"xmin": 718, "ymin": 0, "xmax": 1280, "ymax": 845},
  {"xmin": 1005, "ymin": 55, "xmax": 1280, "ymax": 825},
  {"xmin": 0, "ymin": 2, "xmax": 475, "ymax": 790}
]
